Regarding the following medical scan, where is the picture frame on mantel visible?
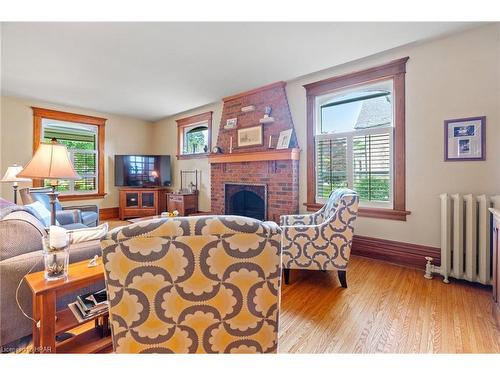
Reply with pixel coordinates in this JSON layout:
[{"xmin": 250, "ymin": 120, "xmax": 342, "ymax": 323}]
[
  {"xmin": 444, "ymin": 116, "xmax": 485, "ymax": 161},
  {"xmin": 276, "ymin": 129, "xmax": 293, "ymax": 149},
  {"xmin": 237, "ymin": 125, "xmax": 263, "ymax": 147}
]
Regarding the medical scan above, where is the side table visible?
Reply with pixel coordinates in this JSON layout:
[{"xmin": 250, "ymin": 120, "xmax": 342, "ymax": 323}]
[{"xmin": 24, "ymin": 257, "xmax": 112, "ymax": 354}]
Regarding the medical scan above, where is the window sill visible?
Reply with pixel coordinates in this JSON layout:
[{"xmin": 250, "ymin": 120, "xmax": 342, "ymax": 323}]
[
  {"xmin": 58, "ymin": 193, "xmax": 107, "ymax": 202},
  {"xmin": 304, "ymin": 202, "xmax": 411, "ymax": 221},
  {"xmin": 177, "ymin": 153, "xmax": 210, "ymax": 160}
]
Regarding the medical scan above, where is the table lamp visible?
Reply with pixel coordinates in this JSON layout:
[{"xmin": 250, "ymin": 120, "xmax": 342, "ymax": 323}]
[
  {"xmin": 0, "ymin": 164, "xmax": 32, "ymax": 204},
  {"xmin": 17, "ymin": 138, "xmax": 80, "ymax": 225}
]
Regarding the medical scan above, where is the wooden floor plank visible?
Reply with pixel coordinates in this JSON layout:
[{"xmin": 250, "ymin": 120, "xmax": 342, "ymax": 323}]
[{"xmin": 278, "ymin": 256, "xmax": 500, "ymax": 353}]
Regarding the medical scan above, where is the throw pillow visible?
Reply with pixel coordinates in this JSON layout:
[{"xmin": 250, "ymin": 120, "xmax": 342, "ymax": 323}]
[
  {"xmin": 67, "ymin": 223, "xmax": 109, "ymax": 244},
  {"xmin": 25, "ymin": 201, "xmax": 59, "ymax": 227}
]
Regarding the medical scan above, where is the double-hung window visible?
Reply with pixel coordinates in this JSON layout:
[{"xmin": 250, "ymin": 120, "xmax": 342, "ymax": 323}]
[
  {"xmin": 32, "ymin": 107, "xmax": 106, "ymax": 200},
  {"xmin": 304, "ymin": 57, "xmax": 409, "ymax": 220},
  {"xmin": 42, "ymin": 119, "xmax": 98, "ymax": 194},
  {"xmin": 315, "ymin": 81, "xmax": 393, "ymax": 207}
]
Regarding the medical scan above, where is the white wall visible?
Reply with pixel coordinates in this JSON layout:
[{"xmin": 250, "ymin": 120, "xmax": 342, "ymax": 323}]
[
  {"xmin": 152, "ymin": 24, "xmax": 500, "ymax": 248},
  {"xmin": 0, "ymin": 96, "xmax": 154, "ymax": 208}
]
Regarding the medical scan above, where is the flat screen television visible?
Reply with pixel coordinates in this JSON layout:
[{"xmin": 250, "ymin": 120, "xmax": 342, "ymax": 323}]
[{"xmin": 114, "ymin": 155, "xmax": 171, "ymax": 187}]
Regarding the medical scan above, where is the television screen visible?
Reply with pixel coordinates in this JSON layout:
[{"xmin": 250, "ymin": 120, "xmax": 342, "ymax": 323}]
[{"xmin": 114, "ymin": 155, "xmax": 171, "ymax": 187}]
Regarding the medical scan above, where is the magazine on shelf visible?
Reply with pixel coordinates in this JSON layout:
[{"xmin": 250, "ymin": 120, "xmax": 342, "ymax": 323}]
[
  {"xmin": 68, "ymin": 302, "xmax": 107, "ymax": 324},
  {"xmin": 68, "ymin": 288, "xmax": 109, "ymax": 323},
  {"xmin": 76, "ymin": 288, "xmax": 109, "ymax": 314}
]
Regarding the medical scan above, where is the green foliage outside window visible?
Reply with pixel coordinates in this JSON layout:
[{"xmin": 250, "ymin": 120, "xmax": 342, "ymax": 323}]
[
  {"xmin": 184, "ymin": 126, "xmax": 208, "ymax": 154},
  {"xmin": 42, "ymin": 137, "xmax": 96, "ymax": 192}
]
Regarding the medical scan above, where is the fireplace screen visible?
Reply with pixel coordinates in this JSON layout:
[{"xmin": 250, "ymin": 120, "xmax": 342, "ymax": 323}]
[{"xmin": 224, "ymin": 183, "xmax": 267, "ymax": 221}]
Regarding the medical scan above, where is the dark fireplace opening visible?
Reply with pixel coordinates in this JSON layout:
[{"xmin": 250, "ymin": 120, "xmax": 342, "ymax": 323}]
[{"xmin": 225, "ymin": 183, "xmax": 267, "ymax": 221}]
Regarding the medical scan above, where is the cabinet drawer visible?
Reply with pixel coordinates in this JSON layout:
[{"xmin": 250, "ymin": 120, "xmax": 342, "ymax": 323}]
[{"xmin": 168, "ymin": 195, "xmax": 183, "ymax": 203}]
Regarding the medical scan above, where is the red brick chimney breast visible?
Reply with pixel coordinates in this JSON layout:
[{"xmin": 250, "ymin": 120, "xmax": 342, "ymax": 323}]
[{"xmin": 210, "ymin": 81, "xmax": 300, "ymax": 223}]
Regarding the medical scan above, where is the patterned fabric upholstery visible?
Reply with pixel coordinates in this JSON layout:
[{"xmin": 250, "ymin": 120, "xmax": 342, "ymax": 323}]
[
  {"xmin": 281, "ymin": 189, "xmax": 359, "ymax": 271},
  {"xmin": 101, "ymin": 215, "xmax": 282, "ymax": 354}
]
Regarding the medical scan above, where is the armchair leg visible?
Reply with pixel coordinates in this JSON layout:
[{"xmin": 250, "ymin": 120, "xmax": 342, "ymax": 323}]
[
  {"xmin": 338, "ymin": 270, "xmax": 347, "ymax": 288},
  {"xmin": 283, "ymin": 269, "xmax": 290, "ymax": 285}
]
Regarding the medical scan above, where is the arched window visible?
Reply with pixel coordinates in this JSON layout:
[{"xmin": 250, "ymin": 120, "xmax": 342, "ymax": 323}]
[
  {"xmin": 176, "ymin": 112, "xmax": 212, "ymax": 159},
  {"xmin": 184, "ymin": 125, "xmax": 209, "ymax": 154}
]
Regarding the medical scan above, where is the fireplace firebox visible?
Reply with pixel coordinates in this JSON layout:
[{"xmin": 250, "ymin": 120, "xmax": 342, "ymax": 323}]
[{"xmin": 225, "ymin": 183, "xmax": 267, "ymax": 221}]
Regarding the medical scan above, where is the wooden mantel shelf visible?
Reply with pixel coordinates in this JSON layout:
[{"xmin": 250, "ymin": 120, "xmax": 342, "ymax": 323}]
[{"xmin": 209, "ymin": 148, "xmax": 300, "ymax": 164}]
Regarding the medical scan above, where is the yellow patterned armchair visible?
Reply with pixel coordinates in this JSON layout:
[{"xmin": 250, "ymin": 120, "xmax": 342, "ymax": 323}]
[
  {"xmin": 280, "ymin": 188, "xmax": 359, "ymax": 287},
  {"xmin": 101, "ymin": 215, "xmax": 282, "ymax": 353}
]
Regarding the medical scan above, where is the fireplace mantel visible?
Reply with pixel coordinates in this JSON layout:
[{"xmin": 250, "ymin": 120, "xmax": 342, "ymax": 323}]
[{"xmin": 208, "ymin": 148, "xmax": 300, "ymax": 164}]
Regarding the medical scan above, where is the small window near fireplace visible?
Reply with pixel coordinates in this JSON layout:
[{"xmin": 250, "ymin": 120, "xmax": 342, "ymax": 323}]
[{"xmin": 176, "ymin": 111, "xmax": 212, "ymax": 159}]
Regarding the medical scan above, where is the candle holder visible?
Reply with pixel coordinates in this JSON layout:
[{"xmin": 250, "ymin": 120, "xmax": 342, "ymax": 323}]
[{"xmin": 42, "ymin": 235, "xmax": 69, "ymax": 281}]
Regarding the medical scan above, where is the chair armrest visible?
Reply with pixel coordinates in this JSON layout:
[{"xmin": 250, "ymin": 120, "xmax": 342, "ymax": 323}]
[
  {"xmin": 262, "ymin": 221, "xmax": 282, "ymax": 236},
  {"xmin": 56, "ymin": 209, "xmax": 82, "ymax": 225},
  {"xmin": 63, "ymin": 204, "xmax": 98, "ymax": 214}
]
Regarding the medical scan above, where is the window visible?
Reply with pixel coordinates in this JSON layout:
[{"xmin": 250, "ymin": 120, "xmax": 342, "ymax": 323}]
[
  {"xmin": 316, "ymin": 82, "xmax": 393, "ymax": 207},
  {"xmin": 176, "ymin": 111, "xmax": 212, "ymax": 159},
  {"xmin": 304, "ymin": 57, "xmax": 409, "ymax": 221},
  {"xmin": 32, "ymin": 107, "xmax": 106, "ymax": 201},
  {"xmin": 42, "ymin": 119, "xmax": 98, "ymax": 194}
]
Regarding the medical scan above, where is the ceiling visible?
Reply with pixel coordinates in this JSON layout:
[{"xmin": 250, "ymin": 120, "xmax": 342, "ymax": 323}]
[{"xmin": 1, "ymin": 22, "xmax": 481, "ymax": 121}]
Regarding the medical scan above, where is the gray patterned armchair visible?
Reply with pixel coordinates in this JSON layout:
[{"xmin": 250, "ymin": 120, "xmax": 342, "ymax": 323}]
[{"xmin": 280, "ymin": 188, "xmax": 359, "ymax": 287}]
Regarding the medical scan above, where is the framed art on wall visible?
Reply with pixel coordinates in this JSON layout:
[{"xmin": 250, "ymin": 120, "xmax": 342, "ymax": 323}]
[
  {"xmin": 224, "ymin": 118, "xmax": 238, "ymax": 130},
  {"xmin": 444, "ymin": 116, "xmax": 485, "ymax": 161},
  {"xmin": 237, "ymin": 125, "xmax": 263, "ymax": 147}
]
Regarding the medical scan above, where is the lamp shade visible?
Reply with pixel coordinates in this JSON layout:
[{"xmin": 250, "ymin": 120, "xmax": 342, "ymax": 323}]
[
  {"xmin": 0, "ymin": 164, "xmax": 32, "ymax": 183},
  {"xmin": 17, "ymin": 141, "xmax": 80, "ymax": 180}
]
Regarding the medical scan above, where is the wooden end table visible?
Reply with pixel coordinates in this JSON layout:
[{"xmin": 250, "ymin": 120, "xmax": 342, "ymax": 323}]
[{"xmin": 24, "ymin": 257, "xmax": 112, "ymax": 354}]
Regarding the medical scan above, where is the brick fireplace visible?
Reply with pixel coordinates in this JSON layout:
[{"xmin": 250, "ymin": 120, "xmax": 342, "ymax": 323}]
[{"xmin": 209, "ymin": 81, "xmax": 300, "ymax": 223}]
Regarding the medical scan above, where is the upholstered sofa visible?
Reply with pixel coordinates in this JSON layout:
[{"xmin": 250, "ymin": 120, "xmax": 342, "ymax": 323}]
[
  {"xmin": 101, "ymin": 215, "xmax": 282, "ymax": 353},
  {"xmin": 0, "ymin": 205, "xmax": 103, "ymax": 351}
]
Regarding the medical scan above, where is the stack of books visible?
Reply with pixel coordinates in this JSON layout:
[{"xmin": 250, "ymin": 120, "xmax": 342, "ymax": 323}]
[{"xmin": 68, "ymin": 288, "xmax": 109, "ymax": 323}]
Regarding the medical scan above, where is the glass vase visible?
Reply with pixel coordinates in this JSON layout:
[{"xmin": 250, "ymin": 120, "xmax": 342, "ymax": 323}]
[{"xmin": 42, "ymin": 235, "xmax": 69, "ymax": 281}]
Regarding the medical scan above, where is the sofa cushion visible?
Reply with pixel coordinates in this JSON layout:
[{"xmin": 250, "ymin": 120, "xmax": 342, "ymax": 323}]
[
  {"xmin": 68, "ymin": 223, "xmax": 108, "ymax": 244},
  {"xmin": 62, "ymin": 223, "xmax": 88, "ymax": 230},
  {"xmin": 81, "ymin": 211, "xmax": 98, "ymax": 226}
]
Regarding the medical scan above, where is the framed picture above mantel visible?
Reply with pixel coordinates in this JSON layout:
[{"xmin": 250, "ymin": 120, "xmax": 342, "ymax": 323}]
[
  {"xmin": 444, "ymin": 116, "xmax": 485, "ymax": 161},
  {"xmin": 237, "ymin": 125, "xmax": 263, "ymax": 148}
]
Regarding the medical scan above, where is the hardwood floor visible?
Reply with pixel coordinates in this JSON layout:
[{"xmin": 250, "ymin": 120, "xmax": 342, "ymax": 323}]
[
  {"xmin": 18, "ymin": 246, "xmax": 498, "ymax": 353},
  {"xmin": 278, "ymin": 256, "xmax": 500, "ymax": 353}
]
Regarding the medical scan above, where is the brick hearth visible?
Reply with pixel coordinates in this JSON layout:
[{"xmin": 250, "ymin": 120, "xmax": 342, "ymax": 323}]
[{"xmin": 210, "ymin": 81, "xmax": 300, "ymax": 223}]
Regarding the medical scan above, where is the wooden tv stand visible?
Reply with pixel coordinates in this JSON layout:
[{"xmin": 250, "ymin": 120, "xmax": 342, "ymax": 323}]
[{"xmin": 118, "ymin": 187, "xmax": 170, "ymax": 220}]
